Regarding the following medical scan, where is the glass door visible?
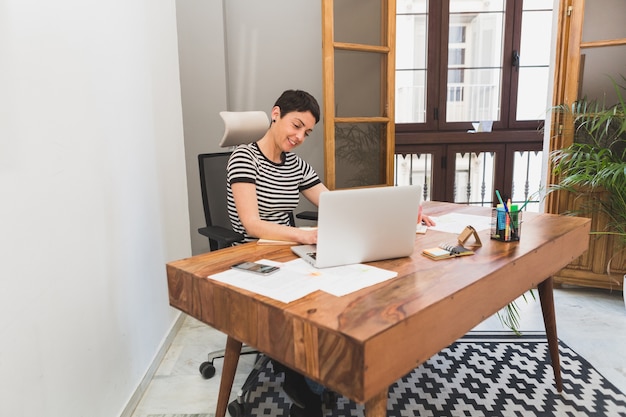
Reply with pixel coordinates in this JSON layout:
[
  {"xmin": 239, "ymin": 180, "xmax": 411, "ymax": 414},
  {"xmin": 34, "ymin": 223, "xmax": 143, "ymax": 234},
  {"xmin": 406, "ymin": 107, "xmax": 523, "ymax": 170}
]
[{"xmin": 322, "ymin": 0, "xmax": 397, "ymax": 189}]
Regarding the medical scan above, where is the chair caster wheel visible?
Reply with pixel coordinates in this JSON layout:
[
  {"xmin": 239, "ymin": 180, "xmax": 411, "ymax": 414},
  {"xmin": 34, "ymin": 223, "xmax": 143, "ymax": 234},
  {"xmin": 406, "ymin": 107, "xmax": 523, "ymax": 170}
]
[
  {"xmin": 228, "ymin": 399, "xmax": 245, "ymax": 417},
  {"xmin": 199, "ymin": 361, "xmax": 216, "ymax": 379}
]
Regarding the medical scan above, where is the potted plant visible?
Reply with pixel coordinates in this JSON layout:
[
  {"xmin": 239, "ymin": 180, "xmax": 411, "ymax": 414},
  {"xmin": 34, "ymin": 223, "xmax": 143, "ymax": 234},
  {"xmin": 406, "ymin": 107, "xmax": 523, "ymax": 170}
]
[{"xmin": 549, "ymin": 75, "xmax": 626, "ymax": 298}]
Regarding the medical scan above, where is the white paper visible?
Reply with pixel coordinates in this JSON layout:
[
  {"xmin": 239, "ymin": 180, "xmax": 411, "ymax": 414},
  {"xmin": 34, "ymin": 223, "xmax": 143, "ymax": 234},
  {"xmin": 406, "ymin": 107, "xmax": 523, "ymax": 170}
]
[
  {"xmin": 297, "ymin": 260, "xmax": 398, "ymax": 297},
  {"xmin": 208, "ymin": 259, "xmax": 318, "ymax": 303},
  {"xmin": 428, "ymin": 212, "xmax": 492, "ymax": 234},
  {"xmin": 208, "ymin": 258, "xmax": 397, "ymax": 302}
]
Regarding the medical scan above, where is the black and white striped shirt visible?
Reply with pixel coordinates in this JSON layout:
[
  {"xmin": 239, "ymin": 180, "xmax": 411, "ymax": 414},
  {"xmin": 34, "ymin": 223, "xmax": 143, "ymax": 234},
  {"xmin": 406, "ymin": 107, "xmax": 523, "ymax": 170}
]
[{"xmin": 227, "ymin": 142, "xmax": 321, "ymax": 242}]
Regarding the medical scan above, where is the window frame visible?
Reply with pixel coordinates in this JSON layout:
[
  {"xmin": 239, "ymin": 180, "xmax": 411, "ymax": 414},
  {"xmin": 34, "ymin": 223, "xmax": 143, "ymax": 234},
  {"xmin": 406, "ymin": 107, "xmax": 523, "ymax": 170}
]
[{"xmin": 397, "ymin": 0, "xmax": 546, "ymax": 133}]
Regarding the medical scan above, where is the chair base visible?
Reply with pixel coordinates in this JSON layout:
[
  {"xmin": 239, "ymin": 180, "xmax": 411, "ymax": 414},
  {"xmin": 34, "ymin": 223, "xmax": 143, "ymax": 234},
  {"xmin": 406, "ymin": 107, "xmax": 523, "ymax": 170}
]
[{"xmin": 199, "ymin": 345, "xmax": 259, "ymax": 379}]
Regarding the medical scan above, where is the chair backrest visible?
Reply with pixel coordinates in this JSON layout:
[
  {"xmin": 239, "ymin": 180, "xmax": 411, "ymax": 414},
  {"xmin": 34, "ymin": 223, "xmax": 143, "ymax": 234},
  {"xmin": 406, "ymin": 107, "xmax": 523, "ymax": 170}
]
[
  {"xmin": 219, "ymin": 111, "xmax": 269, "ymax": 148},
  {"xmin": 198, "ymin": 151, "xmax": 297, "ymax": 250},
  {"xmin": 199, "ymin": 110, "xmax": 269, "ymax": 237},
  {"xmin": 198, "ymin": 152, "xmax": 233, "ymax": 233},
  {"xmin": 198, "ymin": 111, "xmax": 300, "ymax": 251}
]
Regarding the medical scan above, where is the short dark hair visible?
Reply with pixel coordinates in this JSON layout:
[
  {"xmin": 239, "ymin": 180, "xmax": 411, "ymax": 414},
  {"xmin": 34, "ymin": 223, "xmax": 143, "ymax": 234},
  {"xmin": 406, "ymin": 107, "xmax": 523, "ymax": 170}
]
[{"xmin": 273, "ymin": 90, "xmax": 321, "ymax": 124}]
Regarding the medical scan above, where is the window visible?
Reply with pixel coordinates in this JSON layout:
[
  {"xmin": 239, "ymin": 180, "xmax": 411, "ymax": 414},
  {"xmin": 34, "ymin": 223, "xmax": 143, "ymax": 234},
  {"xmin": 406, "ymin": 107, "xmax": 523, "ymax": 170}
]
[
  {"xmin": 395, "ymin": 0, "xmax": 552, "ymax": 207},
  {"xmin": 396, "ymin": 0, "xmax": 553, "ymax": 130}
]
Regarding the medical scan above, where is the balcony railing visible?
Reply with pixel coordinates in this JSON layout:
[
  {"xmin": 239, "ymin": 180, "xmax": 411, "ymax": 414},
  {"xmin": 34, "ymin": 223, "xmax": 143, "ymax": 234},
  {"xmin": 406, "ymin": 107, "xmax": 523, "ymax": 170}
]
[{"xmin": 394, "ymin": 150, "xmax": 543, "ymax": 212}]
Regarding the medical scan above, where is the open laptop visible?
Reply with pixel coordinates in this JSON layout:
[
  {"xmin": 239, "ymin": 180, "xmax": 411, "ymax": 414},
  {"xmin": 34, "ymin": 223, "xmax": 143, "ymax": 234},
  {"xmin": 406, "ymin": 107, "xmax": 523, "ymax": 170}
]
[{"xmin": 291, "ymin": 185, "xmax": 422, "ymax": 268}]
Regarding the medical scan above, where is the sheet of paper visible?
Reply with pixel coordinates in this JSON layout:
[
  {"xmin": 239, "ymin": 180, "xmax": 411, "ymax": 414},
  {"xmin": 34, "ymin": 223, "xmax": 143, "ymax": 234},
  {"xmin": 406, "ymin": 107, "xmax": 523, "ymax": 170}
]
[
  {"xmin": 208, "ymin": 258, "xmax": 398, "ymax": 302},
  {"xmin": 208, "ymin": 259, "xmax": 319, "ymax": 303},
  {"xmin": 428, "ymin": 212, "xmax": 492, "ymax": 235},
  {"xmin": 280, "ymin": 259, "xmax": 398, "ymax": 297}
]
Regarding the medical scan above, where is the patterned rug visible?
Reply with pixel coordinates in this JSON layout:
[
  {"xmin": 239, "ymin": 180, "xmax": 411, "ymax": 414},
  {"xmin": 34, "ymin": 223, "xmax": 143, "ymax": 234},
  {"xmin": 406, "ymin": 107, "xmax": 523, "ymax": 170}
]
[{"xmin": 239, "ymin": 332, "xmax": 626, "ymax": 417}]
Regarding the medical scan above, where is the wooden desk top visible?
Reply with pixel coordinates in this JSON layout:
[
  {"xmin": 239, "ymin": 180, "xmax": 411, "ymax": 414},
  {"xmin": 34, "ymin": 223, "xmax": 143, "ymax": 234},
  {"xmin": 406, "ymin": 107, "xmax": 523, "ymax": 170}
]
[{"xmin": 167, "ymin": 202, "xmax": 590, "ymax": 403}]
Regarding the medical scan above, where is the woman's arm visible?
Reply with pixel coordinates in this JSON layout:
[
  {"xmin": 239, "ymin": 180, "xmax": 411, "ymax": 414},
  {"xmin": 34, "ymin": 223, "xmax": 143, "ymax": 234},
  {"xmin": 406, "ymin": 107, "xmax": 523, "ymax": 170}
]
[
  {"xmin": 301, "ymin": 182, "xmax": 329, "ymax": 206},
  {"xmin": 231, "ymin": 182, "xmax": 318, "ymax": 244}
]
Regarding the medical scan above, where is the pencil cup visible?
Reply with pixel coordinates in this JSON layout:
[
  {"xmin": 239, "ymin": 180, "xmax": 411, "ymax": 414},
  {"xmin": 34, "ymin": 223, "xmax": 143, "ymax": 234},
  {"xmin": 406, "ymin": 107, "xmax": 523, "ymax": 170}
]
[{"xmin": 491, "ymin": 208, "xmax": 522, "ymax": 242}]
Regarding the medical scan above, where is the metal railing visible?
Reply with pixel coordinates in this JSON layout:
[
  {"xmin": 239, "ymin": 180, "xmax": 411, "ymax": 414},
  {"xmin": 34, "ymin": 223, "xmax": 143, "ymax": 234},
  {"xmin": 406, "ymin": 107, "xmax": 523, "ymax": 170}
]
[{"xmin": 394, "ymin": 150, "xmax": 543, "ymax": 211}]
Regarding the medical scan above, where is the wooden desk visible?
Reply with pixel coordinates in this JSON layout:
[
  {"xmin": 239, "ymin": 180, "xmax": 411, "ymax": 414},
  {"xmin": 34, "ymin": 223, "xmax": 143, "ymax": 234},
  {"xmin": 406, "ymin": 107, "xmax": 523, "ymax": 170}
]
[{"xmin": 167, "ymin": 203, "xmax": 590, "ymax": 417}]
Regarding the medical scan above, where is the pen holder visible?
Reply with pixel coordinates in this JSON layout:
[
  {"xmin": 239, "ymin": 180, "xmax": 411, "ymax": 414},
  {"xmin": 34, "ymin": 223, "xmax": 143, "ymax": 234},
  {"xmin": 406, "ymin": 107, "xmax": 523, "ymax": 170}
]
[{"xmin": 491, "ymin": 207, "xmax": 522, "ymax": 242}]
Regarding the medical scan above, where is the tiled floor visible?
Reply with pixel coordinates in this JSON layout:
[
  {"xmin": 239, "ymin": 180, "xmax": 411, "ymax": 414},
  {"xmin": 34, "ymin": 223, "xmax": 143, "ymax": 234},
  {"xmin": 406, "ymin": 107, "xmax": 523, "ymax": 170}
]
[{"xmin": 130, "ymin": 286, "xmax": 626, "ymax": 417}]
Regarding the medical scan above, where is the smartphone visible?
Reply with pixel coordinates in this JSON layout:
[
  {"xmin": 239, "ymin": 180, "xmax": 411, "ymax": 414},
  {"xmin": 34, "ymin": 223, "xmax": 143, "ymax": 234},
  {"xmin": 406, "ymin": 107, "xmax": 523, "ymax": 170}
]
[{"xmin": 231, "ymin": 261, "xmax": 280, "ymax": 275}]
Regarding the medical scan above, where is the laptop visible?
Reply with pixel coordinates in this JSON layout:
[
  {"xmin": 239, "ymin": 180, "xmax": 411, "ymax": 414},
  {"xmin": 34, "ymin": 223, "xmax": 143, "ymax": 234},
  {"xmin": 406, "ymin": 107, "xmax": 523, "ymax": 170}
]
[{"xmin": 291, "ymin": 185, "xmax": 422, "ymax": 268}]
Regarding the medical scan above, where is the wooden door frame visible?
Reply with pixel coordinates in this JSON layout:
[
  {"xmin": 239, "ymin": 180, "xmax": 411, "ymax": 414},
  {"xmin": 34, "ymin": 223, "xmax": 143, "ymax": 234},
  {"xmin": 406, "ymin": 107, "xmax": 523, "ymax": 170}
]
[
  {"xmin": 546, "ymin": 0, "xmax": 584, "ymax": 214},
  {"xmin": 321, "ymin": 0, "xmax": 397, "ymax": 190}
]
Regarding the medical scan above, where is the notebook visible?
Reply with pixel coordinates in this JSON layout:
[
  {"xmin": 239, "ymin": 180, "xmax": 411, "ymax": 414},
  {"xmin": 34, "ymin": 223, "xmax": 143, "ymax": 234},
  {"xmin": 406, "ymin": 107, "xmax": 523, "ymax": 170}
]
[
  {"xmin": 291, "ymin": 185, "xmax": 422, "ymax": 268},
  {"xmin": 422, "ymin": 243, "xmax": 475, "ymax": 261}
]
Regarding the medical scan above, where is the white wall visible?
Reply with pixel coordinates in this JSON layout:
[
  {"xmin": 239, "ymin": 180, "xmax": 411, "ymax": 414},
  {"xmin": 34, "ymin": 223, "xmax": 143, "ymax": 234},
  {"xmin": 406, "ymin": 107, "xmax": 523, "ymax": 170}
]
[
  {"xmin": 176, "ymin": 0, "xmax": 229, "ymax": 254},
  {"xmin": 223, "ymin": 0, "xmax": 323, "ymax": 184},
  {"xmin": 178, "ymin": 0, "xmax": 324, "ymax": 255},
  {"xmin": 223, "ymin": 0, "xmax": 323, "ymax": 117},
  {"xmin": 0, "ymin": 1, "xmax": 188, "ymax": 416}
]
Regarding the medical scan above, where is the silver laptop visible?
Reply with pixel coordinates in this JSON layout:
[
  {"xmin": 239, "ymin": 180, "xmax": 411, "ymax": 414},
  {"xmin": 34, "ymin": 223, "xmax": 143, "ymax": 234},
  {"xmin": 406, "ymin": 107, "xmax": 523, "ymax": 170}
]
[{"xmin": 291, "ymin": 185, "xmax": 422, "ymax": 268}]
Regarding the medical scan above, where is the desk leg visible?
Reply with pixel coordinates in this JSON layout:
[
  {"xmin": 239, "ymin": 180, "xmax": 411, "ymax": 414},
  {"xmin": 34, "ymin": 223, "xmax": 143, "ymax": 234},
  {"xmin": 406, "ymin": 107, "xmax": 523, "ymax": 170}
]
[
  {"xmin": 537, "ymin": 276, "xmax": 563, "ymax": 392},
  {"xmin": 364, "ymin": 389, "xmax": 387, "ymax": 417},
  {"xmin": 215, "ymin": 336, "xmax": 242, "ymax": 417}
]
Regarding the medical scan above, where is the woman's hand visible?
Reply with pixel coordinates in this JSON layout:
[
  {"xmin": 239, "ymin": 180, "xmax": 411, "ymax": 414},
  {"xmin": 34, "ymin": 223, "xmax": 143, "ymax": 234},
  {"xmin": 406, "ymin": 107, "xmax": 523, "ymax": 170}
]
[
  {"xmin": 297, "ymin": 227, "xmax": 318, "ymax": 245},
  {"xmin": 421, "ymin": 214, "xmax": 436, "ymax": 227}
]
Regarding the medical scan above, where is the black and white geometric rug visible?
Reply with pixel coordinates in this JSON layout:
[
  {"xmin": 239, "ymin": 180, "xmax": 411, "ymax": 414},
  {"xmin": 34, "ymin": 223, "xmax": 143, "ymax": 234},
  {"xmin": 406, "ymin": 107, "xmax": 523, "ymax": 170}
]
[{"xmin": 242, "ymin": 332, "xmax": 626, "ymax": 417}]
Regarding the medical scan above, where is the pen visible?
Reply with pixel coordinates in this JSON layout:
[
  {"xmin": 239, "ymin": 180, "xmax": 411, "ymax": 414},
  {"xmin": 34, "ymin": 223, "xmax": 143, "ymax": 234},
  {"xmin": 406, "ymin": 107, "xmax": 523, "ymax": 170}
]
[
  {"xmin": 495, "ymin": 190, "xmax": 516, "ymax": 239},
  {"xmin": 505, "ymin": 198, "xmax": 511, "ymax": 240},
  {"xmin": 495, "ymin": 190, "xmax": 505, "ymax": 207},
  {"xmin": 518, "ymin": 198, "xmax": 531, "ymax": 211},
  {"xmin": 417, "ymin": 203, "xmax": 423, "ymax": 224}
]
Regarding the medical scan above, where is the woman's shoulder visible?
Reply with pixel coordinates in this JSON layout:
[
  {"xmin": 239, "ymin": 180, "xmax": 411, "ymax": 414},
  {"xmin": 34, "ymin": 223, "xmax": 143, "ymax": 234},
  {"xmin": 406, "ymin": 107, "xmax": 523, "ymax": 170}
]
[
  {"xmin": 228, "ymin": 144, "xmax": 261, "ymax": 174},
  {"xmin": 232, "ymin": 142, "xmax": 257, "ymax": 154},
  {"xmin": 230, "ymin": 143, "xmax": 259, "ymax": 161}
]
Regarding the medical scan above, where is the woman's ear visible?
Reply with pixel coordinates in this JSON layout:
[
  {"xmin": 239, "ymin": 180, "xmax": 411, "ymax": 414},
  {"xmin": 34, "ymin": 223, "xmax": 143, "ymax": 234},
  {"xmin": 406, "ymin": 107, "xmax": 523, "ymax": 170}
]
[{"xmin": 270, "ymin": 106, "xmax": 281, "ymax": 122}]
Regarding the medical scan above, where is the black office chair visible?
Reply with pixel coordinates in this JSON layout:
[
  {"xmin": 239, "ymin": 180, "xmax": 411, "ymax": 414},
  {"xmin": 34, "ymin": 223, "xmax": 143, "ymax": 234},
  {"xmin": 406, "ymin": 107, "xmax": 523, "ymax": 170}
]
[
  {"xmin": 196, "ymin": 110, "xmax": 317, "ymax": 252},
  {"xmin": 197, "ymin": 152, "xmax": 307, "ymax": 251},
  {"xmin": 197, "ymin": 151, "xmax": 244, "ymax": 251}
]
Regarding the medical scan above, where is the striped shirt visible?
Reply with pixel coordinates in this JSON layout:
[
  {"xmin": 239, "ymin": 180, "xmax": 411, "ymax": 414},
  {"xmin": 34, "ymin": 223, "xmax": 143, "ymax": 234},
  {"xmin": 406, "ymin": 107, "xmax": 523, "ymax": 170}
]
[{"xmin": 227, "ymin": 142, "xmax": 321, "ymax": 242}]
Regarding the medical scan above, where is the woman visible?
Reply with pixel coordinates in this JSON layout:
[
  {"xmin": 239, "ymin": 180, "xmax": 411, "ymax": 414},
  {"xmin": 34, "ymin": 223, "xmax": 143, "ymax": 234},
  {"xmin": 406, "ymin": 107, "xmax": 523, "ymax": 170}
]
[
  {"xmin": 227, "ymin": 89, "xmax": 435, "ymax": 417},
  {"xmin": 227, "ymin": 89, "xmax": 328, "ymax": 246},
  {"xmin": 227, "ymin": 89, "xmax": 329, "ymax": 417}
]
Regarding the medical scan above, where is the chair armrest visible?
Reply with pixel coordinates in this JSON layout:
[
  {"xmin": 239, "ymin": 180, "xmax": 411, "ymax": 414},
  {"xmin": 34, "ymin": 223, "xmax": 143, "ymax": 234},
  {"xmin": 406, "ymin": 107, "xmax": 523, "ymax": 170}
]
[
  {"xmin": 296, "ymin": 211, "xmax": 318, "ymax": 221},
  {"xmin": 198, "ymin": 226, "xmax": 244, "ymax": 250}
]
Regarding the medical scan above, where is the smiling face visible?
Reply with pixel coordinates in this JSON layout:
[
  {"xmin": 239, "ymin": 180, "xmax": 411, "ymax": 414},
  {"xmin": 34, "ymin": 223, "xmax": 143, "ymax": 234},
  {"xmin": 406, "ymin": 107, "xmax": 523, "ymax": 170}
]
[{"xmin": 270, "ymin": 106, "xmax": 316, "ymax": 152}]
